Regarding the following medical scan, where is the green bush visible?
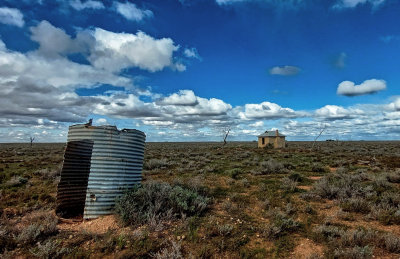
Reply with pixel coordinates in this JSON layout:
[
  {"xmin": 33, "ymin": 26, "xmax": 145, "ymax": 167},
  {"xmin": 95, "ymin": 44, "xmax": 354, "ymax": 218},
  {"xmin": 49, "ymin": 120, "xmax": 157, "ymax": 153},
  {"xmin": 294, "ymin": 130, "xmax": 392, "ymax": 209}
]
[
  {"xmin": 225, "ymin": 168, "xmax": 242, "ymax": 179},
  {"xmin": 312, "ymin": 223, "xmax": 345, "ymax": 242},
  {"xmin": 311, "ymin": 163, "xmax": 327, "ymax": 173},
  {"xmin": 253, "ymin": 159, "xmax": 286, "ymax": 175},
  {"xmin": 115, "ymin": 181, "xmax": 209, "ymax": 227},
  {"xmin": 265, "ymin": 210, "xmax": 301, "ymax": 239}
]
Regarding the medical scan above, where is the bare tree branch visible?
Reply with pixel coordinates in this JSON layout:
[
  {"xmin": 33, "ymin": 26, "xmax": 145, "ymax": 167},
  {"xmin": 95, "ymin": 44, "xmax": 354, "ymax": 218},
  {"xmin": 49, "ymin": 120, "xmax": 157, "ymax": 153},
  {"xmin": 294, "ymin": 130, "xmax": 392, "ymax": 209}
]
[
  {"xmin": 312, "ymin": 124, "xmax": 327, "ymax": 150},
  {"xmin": 223, "ymin": 128, "xmax": 230, "ymax": 146},
  {"xmin": 29, "ymin": 136, "xmax": 35, "ymax": 148}
]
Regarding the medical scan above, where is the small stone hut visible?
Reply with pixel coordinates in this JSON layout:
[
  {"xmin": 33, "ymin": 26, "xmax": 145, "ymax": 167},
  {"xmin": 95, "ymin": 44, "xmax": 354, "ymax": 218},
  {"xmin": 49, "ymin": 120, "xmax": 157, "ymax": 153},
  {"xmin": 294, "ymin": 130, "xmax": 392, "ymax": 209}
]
[{"xmin": 258, "ymin": 130, "xmax": 285, "ymax": 148}]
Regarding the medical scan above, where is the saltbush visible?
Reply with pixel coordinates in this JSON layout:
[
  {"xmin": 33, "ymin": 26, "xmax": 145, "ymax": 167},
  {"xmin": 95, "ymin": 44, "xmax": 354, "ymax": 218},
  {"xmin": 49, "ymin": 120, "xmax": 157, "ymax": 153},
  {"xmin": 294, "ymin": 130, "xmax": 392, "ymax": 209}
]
[
  {"xmin": 333, "ymin": 246, "xmax": 373, "ymax": 259},
  {"xmin": 265, "ymin": 209, "xmax": 301, "ymax": 238},
  {"xmin": 255, "ymin": 159, "xmax": 286, "ymax": 175},
  {"xmin": 16, "ymin": 212, "xmax": 58, "ymax": 245},
  {"xmin": 144, "ymin": 159, "xmax": 169, "ymax": 170},
  {"xmin": 115, "ymin": 181, "xmax": 209, "ymax": 227}
]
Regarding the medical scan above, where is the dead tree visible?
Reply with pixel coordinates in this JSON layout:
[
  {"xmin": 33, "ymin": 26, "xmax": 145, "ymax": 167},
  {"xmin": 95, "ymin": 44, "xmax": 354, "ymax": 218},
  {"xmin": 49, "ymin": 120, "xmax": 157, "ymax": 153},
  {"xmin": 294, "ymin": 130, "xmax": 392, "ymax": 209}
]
[
  {"xmin": 312, "ymin": 124, "xmax": 327, "ymax": 150},
  {"xmin": 223, "ymin": 128, "xmax": 230, "ymax": 146},
  {"xmin": 29, "ymin": 136, "xmax": 35, "ymax": 148}
]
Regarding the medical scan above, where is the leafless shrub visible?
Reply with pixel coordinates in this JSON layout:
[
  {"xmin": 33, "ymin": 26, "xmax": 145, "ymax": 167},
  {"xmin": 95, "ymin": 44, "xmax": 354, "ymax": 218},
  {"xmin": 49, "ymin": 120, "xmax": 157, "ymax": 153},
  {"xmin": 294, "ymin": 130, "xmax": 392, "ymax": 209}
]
[
  {"xmin": 333, "ymin": 246, "xmax": 373, "ymax": 259},
  {"xmin": 153, "ymin": 241, "xmax": 183, "ymax": 259},
  {"xmin": 281, "ymin": 177, "xmax": 297, "ymax": 192}
]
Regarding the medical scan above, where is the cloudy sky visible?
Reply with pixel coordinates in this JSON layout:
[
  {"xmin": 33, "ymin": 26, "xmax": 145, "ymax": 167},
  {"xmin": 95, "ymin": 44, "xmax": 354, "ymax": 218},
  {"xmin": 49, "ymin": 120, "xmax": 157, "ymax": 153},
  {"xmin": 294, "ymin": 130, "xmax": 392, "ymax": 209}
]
[{"xmin": 0, "ymin": 0, "xmax": 399, "ymax": 142}]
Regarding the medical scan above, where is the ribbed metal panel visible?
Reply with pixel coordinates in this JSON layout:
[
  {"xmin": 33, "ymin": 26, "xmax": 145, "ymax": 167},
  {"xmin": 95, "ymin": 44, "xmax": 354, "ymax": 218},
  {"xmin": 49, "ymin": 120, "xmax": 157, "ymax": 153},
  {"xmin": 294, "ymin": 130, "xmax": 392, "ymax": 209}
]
[{"xmin": 56, "ymin": 124, "xmax": 146, "ymax": 219}]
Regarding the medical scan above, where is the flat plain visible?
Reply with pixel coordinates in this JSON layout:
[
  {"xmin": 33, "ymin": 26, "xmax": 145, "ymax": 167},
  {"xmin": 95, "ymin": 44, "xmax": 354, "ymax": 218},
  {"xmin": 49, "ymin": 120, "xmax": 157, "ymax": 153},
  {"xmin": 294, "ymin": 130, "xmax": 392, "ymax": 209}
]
[{"xmin": 1, "ymin": 141, "xmax": 400, "ymax": 258}]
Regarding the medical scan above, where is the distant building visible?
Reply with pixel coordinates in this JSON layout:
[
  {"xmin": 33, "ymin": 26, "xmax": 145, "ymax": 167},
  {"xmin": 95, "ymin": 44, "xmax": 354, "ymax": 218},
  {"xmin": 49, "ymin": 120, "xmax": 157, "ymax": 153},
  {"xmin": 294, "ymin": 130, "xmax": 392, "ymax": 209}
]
[{"xmin": 258, "ymin": 130, "xmax": 286, "ymax": 148}]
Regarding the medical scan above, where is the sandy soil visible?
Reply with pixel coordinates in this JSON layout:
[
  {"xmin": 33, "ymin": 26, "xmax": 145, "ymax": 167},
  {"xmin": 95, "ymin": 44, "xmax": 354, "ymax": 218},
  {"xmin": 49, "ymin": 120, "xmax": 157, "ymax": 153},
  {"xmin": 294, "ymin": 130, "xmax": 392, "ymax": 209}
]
[{"xmin": 58, "ymin": 215, "xmax": 119, "ymax": 234}]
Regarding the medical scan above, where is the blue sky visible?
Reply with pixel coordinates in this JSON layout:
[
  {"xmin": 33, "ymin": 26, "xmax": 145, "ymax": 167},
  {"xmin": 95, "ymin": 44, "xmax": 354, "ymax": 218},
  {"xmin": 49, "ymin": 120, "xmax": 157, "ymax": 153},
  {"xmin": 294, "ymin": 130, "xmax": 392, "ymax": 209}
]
[{"xmin": 0, "ymin": 0, "xmax": 399, "ymax": 142}]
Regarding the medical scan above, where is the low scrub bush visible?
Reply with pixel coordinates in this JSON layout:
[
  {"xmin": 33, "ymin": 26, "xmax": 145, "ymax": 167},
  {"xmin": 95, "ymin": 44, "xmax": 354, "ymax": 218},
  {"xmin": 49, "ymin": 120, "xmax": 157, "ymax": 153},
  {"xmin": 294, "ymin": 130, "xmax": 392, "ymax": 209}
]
[
  {"xmin": 16, "ymin": 211, "xmax": 58, "ymax": 245},
  {"xmin": 265, "ymin": 209, "xmax": 301, "ymax": 239},
  {"xmin": 339, "ymin": 228, "xmax": 378, "ymax": 247},
  {"xmin": 144, "ymin": 158, "xmax": 169, "ymax": 170},
  {"xmin": 312, "ymin": 223, "xmax": 345, "ymax": 242},
  {"xmin": 153, "ymin": 241, "xmax": 183, "ymax": 259},
  {"xmin": 333, "ymin": 246, "xmax": 373, "ymax": 259},
  {"xmin": 225, "ymin": 168, "xmax": 242, "ymax": 179},
  {"xmin": 253, "ymin": 159, "xmax": 286, "ymax": 175},
  {"xmin": 386, "ymin": 171, "xmax": 400, "ymax": 183},
  {"xmin": 368, "ymin": 203, "xmax": 400, "ymax": 225},
  {"xmin": 30, "ymin": 239, "xmax": 70, "ymax": 259},
  {"xmin": 383, "ymin": 233, "xmax": 400, "ymax": 253},
  {"xmin": 115, "ymin": 181, "xmax": 209, "ymax": 227},
  {"xmin": 311, "ymin": 163, "xmax": 327, "ymax": 173},
  {"xmin": 0, "ymin": 222, "xmax": 17, "ymax": 253},
  {"xmin": 281, "ymin": 177, "xmax": 298, "ymax": 193},
  {"xmin": 310, "ymin": 172, "xmax": 370, "ymax": 200},
  {"xmin": 288, "ymin": 172, "xmax": 305, "ymax": 183},
  {"xmin": 217, "ymin": 224, "xmax": 234, "ymax": 237},
  {"xmin": 340, "ymin": 198, "xmax": 371, "ymax": 213},
  {"xmin": 4, "ymin": 176, "xmax": 28, "ymax": 188}
]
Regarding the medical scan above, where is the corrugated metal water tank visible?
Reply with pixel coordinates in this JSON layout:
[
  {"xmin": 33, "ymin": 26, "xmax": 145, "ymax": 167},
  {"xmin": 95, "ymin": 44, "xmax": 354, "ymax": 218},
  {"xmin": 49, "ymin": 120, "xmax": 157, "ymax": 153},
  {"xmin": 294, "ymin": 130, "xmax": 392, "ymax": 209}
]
[{"xmin": 56, "ymin": 124, "xmax": 146, "ymax": 219}]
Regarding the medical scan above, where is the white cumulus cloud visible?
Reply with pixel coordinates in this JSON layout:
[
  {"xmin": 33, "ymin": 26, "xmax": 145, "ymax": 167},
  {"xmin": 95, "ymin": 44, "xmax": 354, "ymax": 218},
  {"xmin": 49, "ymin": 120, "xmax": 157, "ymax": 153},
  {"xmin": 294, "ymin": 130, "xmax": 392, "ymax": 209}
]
[
  {"xmin": 0, "ymin": 7, "xmax": 24, "ymax": 27},
  {"xmin": 89, "ymin": 28, "xmax": 181, "ymax": 73},
  {"xmin": 333, "ymin": 0, "xmax": 385, "ymax": 9},
  {"xmin": 114, "ymin": 1, "xmax": 153, "ymax": 21},
  {"xmin": 269, "ymin": 65, "xmax": 300, "ymax": 76},
  {"xmin": 157, "ymin": 90, "xmax": 199, "ymax": 106},
  {"xmin": 337, "ymin": 79, "xmax": 386, "ymax": 96},
  {"xmin": 30, "ymin": 21, "xmax": 84, "ymax": 57},
  {"xmin": 315, "ymin": 105, "xmax": 364, "ymax": 120},
  {"xmin": 69, "ymin": 0, "xmax": 105, "ymax": 10},
  {"xmin": 238, "ymin": 101, "xmax": 302, "ymax": 120},
  {"xmin": 29, "ymin": 21, "xmax": 184, "ymax": 73}
]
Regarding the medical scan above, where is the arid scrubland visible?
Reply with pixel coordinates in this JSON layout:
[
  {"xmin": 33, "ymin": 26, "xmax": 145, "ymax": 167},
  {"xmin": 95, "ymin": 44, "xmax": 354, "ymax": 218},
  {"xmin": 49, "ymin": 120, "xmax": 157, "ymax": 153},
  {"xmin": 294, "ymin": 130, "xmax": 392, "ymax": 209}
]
[{"xmin": 1, "ymin": 141, "xmax": 400, "ymax": 258}]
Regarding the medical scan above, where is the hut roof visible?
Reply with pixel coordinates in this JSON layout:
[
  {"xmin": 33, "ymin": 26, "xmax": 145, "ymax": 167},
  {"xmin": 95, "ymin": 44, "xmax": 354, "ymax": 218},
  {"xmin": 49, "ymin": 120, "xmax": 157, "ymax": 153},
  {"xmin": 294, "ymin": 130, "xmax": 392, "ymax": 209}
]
[{"xmin": 258, "ymin": 131, "xmax": 285, "ymax": 137}]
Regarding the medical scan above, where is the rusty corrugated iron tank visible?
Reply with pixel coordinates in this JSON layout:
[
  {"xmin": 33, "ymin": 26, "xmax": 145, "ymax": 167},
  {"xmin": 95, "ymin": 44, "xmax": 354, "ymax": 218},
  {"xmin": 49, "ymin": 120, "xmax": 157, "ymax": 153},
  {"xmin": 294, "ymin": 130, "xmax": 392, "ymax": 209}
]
[{"xmin": 56, "ymin": 123, "xmax": 146, "ymax": 219}]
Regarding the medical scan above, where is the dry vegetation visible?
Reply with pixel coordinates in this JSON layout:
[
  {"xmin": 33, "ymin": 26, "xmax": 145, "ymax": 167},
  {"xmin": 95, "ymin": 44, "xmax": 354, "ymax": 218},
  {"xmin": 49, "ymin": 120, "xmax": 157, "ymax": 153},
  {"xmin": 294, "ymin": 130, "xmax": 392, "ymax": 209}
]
[{"xmin": 1, "ymin": 141, "xmax": 400, "ymax": 258}]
